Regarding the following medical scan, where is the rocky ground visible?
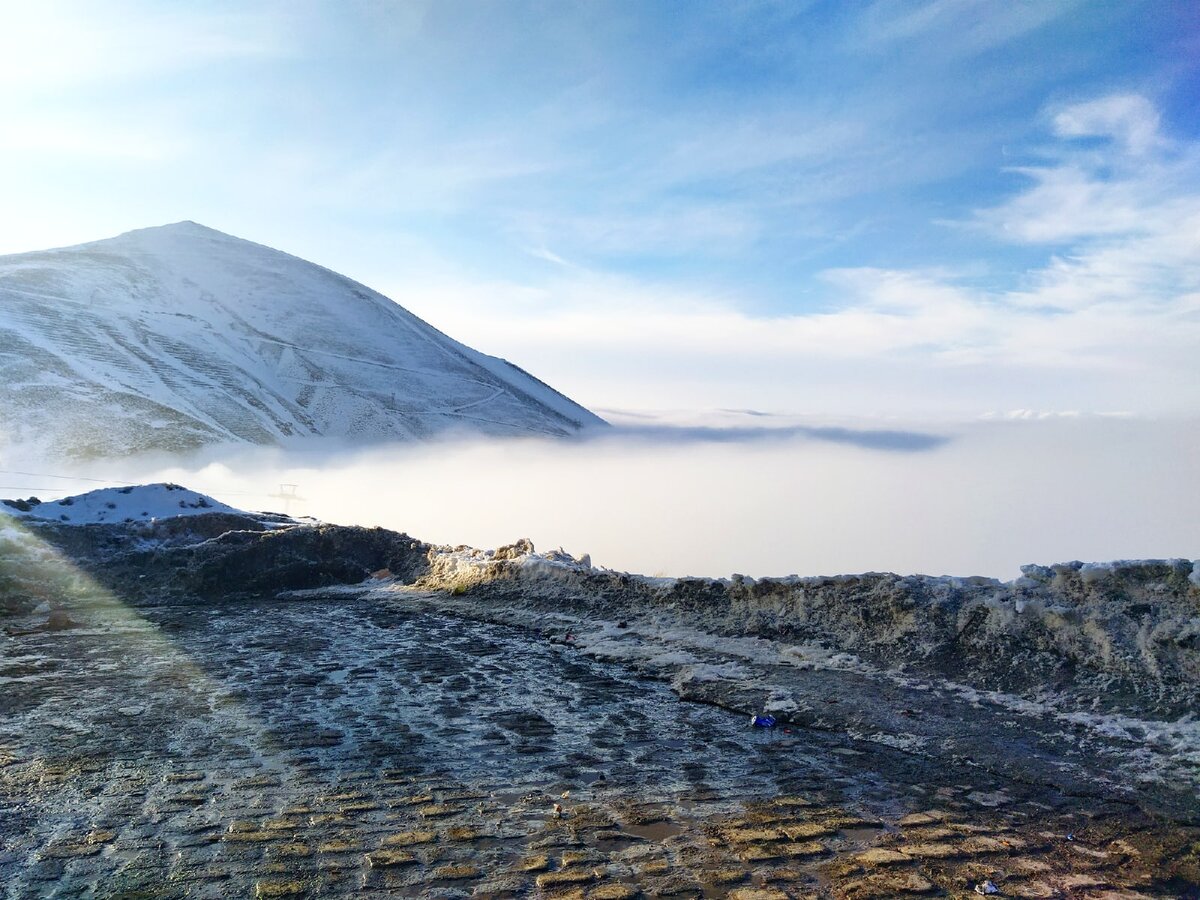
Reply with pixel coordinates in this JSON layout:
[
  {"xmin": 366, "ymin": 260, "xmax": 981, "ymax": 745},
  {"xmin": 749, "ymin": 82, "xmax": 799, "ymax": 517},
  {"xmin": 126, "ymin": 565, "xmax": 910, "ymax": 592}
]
[{"xmin": 1, "ymin": 506, "xmax": 1198, "ymax": 898}]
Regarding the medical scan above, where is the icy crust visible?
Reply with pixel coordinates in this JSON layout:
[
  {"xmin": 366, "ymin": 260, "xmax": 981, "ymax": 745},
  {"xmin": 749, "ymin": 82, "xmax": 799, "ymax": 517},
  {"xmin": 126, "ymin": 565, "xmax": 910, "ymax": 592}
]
[
  {"xmin": 415, "ymin": 546, "xmax": 1200, "ymax": 718},
  {"xmin": 0, "ymin": 483, "xmax": 242, "ymax": 525},
  {"xmin": 390, "ymin": 546, "xmax": 1200, "ymax": 817}
]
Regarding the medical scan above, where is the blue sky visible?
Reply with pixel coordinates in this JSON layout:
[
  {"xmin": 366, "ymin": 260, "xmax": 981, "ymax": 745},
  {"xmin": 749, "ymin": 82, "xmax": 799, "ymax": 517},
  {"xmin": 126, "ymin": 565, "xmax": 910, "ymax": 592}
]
[{"xmin": 2, "ymin": 0, "xmax": 1199, "ymax": 417}]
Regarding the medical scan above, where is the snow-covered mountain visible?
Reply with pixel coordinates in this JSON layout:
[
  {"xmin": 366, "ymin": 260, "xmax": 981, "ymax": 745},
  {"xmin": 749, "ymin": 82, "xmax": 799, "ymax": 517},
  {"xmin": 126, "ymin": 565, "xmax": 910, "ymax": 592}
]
[{"xmin": 0, "ymin": 222, "xmax": 606, "ymax": 458}]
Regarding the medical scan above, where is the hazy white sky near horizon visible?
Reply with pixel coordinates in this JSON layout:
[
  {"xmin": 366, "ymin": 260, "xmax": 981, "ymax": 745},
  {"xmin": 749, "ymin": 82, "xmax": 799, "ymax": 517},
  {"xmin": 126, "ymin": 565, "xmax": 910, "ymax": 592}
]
[{"xmin": 1, "ymin": 1, "xmax": 1199, "ymax": 418}]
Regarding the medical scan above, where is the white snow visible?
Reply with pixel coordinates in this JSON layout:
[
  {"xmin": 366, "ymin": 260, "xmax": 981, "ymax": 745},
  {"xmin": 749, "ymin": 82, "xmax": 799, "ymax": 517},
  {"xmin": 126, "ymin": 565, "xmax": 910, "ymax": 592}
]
[
  {"xmin": 0, "ymin": 483, "xmax": 245, "ymax": 525},
  {"xmin": 0, "ymin": 222, "xmax": 605, "ymax": 457}
]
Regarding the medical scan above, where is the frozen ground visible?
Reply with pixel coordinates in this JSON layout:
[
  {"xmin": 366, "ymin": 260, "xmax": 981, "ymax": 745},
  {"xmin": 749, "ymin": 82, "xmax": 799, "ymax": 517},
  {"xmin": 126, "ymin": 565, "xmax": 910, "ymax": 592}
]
[
  {"xmin": 1, "ymin": 486, "xmax": 1198, "ymax": 897},
  {"xmin": 2, "ymin": 595, "xmax": 1196, "ymax": 898}
]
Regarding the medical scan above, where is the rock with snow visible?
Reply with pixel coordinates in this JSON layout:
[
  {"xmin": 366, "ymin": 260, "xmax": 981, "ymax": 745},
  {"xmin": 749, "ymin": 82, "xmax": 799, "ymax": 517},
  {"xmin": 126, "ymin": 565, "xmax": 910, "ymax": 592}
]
[
  {"xmin": 0, "ymin": 483, "xmax": 240, "ymax": 525},
  {"xmin": 0, "ymin": 222, "xmax": 606, "ymax": 458}
]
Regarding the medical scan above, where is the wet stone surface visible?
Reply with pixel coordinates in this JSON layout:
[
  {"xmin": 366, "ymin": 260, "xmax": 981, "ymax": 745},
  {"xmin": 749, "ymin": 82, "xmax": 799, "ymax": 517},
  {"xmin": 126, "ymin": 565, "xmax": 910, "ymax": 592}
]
[{"xmin": 1, "ymin": 596, "xmax": 1197, "ymax": 898}]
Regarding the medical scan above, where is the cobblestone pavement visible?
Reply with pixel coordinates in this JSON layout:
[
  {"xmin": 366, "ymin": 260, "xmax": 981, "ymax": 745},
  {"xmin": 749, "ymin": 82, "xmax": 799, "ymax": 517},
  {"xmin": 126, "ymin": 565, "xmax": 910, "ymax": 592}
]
[{"xmin": 1, "ymin": 596, "xmax": 1197, "ymax": 898}]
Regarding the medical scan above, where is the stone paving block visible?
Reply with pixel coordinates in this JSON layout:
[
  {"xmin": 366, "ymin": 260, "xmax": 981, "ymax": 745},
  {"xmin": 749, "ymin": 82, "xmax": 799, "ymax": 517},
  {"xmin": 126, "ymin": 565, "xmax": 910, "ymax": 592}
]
[
  {"xmin": 727, "ymin": 890, "xmax": 789, "ymax": 900},
  {"xmin": 896, "ymin": 841, "xmax": 962, "ymax": 859},
  {"xmin": 382, "ymin": 829, "xmax": 438, "ymax": 847},
  {"xmin": 255, "ymin": 879, "xmax": 307, "ymax": 898},
  {"xmin": 365, "ymin": 848, "xmax": 418, "ymax": 867},
  {"xmin": 854, "ymin": 847, "xmax": 912, "ymax": 866},
  {"xmin": 538, "ymin": 869, "xmax": 598, "ymax": 888},
  {"xmin": 435, "ymin": 861, "xmax": 482, "ymax": 879},
  {"xmin": 839, "ymin": 871, "xmax": 935, "ymax": 898}
]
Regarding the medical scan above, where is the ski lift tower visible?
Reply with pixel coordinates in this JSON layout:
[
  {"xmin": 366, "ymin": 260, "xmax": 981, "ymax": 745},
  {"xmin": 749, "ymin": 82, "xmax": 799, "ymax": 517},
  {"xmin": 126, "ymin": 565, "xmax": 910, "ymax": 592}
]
[{"xmin": 268, "ymin": 483, "xmax": 304, "ymax": 516}]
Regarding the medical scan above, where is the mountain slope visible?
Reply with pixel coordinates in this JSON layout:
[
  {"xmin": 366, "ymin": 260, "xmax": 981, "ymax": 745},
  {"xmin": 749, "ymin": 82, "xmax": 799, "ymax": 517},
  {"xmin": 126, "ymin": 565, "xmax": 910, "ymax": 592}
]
[{"xmin": 0, "ymin": 222, "xmax": 605, "ymax": 457}]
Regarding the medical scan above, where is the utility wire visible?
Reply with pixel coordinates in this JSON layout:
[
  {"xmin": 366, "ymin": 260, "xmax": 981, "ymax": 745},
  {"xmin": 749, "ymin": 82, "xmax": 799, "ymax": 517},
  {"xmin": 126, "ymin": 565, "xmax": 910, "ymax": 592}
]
[
  {"xmin": 0, "ymin": 469, "xmax": 300, "ymax": 503},
  {"xmin": 0, "ymin": 469, "xmax": 134, "ymax": 485}
]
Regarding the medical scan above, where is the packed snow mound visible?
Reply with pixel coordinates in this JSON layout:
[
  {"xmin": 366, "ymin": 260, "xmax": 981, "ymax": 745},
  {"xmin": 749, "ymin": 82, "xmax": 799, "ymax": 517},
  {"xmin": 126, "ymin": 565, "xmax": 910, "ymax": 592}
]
[
  {"xmin": 0, "ymin": 222, "xmax": 606, "ymax": 458},
  {"xmin": 0, "ymin": 483, "xmax": 243, "ymax": 524}
]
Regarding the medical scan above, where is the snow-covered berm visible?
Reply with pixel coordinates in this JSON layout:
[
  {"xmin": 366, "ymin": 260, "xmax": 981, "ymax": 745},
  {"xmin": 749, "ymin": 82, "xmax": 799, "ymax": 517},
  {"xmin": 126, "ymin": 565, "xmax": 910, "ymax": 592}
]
[
  {"xmin": 413, "ymin": 544, "xmax": 1200, "ymax": 720},
  {"xmin": 0, "ymin": 222, "xmax": 605, "ymax": 458},
  {"xmin": 0, "ymin": 483, "xmax": 245, "ymax": 525}
]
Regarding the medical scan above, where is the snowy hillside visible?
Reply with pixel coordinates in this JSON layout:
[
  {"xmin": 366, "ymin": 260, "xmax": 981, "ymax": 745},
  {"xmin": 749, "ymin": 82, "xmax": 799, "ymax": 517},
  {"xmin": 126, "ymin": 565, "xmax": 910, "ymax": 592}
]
[
  {"xmin": 0, "ymin": 222, "xmax": 606, "ymax": 458},
  {"xmin": 0, "ymin": 483, "xmax": 246, "ymax": 525}
]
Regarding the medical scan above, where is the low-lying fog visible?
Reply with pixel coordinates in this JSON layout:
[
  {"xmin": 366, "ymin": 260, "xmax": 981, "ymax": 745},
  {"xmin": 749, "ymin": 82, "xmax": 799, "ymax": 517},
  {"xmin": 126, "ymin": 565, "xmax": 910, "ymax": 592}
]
[{"xmin": 6, "ymin": 414, "xmax": 1198, "ymax": 580}]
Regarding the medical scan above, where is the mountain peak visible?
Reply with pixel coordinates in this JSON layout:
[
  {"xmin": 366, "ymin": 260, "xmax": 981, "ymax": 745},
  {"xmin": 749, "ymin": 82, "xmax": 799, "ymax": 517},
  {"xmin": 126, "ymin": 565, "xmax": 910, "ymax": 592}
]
[
  {"xmin": 0, "ymin": 224, "xmax": 605, "ymax": 459},
  {"xmin": 109, "ymin": 220, "xmax": 244, "ymax": 245},
  {"xmin": 160, "ymin": 219, "xmax": 219, "ymax": 233}
]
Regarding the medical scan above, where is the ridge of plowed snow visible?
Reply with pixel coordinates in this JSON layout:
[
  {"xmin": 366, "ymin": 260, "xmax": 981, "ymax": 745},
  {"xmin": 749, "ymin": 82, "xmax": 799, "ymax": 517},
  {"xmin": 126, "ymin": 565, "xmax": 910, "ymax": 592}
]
[{"xmin": 0, "ymin": 222, "xmax": 606, "ymax": 458}]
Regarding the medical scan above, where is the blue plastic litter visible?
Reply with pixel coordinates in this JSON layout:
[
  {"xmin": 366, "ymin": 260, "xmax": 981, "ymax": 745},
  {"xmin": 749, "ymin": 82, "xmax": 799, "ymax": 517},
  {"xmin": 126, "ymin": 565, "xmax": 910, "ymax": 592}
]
[{"xmin": 750, "ymin": 714, "xmax": 777, "ymax": 728}]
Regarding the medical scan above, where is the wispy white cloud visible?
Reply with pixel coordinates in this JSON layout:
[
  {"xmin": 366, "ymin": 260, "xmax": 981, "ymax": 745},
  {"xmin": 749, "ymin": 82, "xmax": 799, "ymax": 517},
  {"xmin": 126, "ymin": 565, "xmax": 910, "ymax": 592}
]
[
  {"xmin": 978, "ymin": 164, "xmax": 1176, "ymax": 243},
  {"xmin": 976, "ymin": 93, "xmax": 1196, "ymax": 244},
  {"xmin": 858, "ymin": 0, "xmax": 1082, "ymax": 56},
  {"xmin": 401, "ymin": 93, "xmax": 1200, "ymax": 417},
  {"xmin": 304, "ymin": 139, "xmax": 562, "ymax": 216},
  {"xmin": 510, "ymin": 204, "xmax": 763, "ymax": 259},
  {"xmin": 1052, "ymin": 93, "xmax": 1164, "ymax": 155}
]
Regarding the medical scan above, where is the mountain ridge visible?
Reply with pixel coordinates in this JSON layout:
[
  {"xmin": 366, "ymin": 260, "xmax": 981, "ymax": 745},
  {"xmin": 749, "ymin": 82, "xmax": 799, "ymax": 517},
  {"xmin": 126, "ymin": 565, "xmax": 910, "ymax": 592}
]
[{"xmin": 0, "ymin": 222, "xmax": 605, "ymax": 458}]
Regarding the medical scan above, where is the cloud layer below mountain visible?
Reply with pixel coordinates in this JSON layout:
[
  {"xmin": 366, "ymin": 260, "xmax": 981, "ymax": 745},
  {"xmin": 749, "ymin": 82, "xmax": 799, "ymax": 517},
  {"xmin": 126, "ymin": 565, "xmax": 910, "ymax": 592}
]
[{"xmin": 6, "ymin": 414, "xmax": 1188, "ymax": 581}]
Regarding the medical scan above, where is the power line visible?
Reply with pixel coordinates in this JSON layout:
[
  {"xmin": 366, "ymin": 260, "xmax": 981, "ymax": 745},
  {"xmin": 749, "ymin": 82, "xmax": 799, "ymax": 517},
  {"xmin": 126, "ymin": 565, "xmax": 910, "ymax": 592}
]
[
  {"xmin": 0, "ymin": 469, "xmax": 134, "ymax": 485},
  {"xmin": 0, "ymin": 470, "xmax": 274, "ymax": 496},
  {"xmin": 0, "ymin": 469, "xmax": 300, "ymax": 504}
]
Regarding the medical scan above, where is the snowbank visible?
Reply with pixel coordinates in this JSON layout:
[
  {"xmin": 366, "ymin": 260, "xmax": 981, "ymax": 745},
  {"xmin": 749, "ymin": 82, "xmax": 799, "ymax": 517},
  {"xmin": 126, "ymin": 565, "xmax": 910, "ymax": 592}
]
[{"xmin": 414, "ymin": 545, "xmax": 1200, "ymax": 718}]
